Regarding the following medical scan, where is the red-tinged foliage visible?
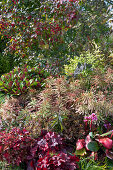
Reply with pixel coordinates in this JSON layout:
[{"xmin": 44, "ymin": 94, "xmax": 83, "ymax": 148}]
[
  {"xmin": 90, "ymin": 152, "xmax": 98, "ymax": 161},
  {"xmin": 76, "ymin": 130, "xmax": 113, "ymax": 160},
  {"xmin": 36, "ymin": 152, "xmax": 79, "ymax": 170},
  {"xmin": 105, "ymin": 149, "xmax": 113, "ymax": 160},
  {"xmin": 0, "ymin": 128, "xmax": 36, "ymax": 165},
  {"xmin": 96, "ymin": 137, "xmax": 113, "ymax": 150},
  {"xmin": 29, "ymin": 131, "xmax": 64, "ymax": 160},
  {"xmin": 0, "ymin": 0, "xmax": 79, "ymax": 60},
  {"xmin": 76, "ymin": 139, "xmax": 85, "ymax": 150},
  {"xmin": 0, "ymin": 65, "xmax": 49, "ymax": 95},
  {"xmin": 0, "ymin": 129, "xmax": 80, "ymax": 168}
]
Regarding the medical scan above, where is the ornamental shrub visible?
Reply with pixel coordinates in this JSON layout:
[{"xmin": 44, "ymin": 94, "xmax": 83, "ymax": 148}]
[
  {"xmin": 0, "ymin": 128, "xmax": 36, "ymax": 165},
  {"xmin": 36, "ymin": 152, "xmax": 79, "ymax": 170},
  {"xmin": 27, "ymin": 130, "xmax": 79, "ymax": 169},
  {"xmin": 24, "ymin": 67, "xmax": 113, "ymax": 140},
  {"xmin": 0, "ymin": 64, "xmax": 49, "ymax": 95},
  {"xmin": 0, "ymin": 97, "xmax": 22, "ymax": 129},
  {"xmin": 25, "ymin": 76, "xmax": 85, "ymax": 139},
  {"xmin": 0, "ymin": 95, "xmax": 33, "ymax": 131}
]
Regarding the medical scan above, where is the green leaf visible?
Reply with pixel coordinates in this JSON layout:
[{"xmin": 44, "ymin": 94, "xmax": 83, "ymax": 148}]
[
  {"xmin": 100, "ymin": 131, "xmax": 113, "ymax": 137},
  {"xmin": 87, "ymin": 141, "xmax": 99, "ymax": 152},
  {"xmin": 0, "ymin": 80, "xmax": 3, "ymax": 86},
  {"xmin": 32, "ymin": 81, "xmax": 38, "ymax": 86}
]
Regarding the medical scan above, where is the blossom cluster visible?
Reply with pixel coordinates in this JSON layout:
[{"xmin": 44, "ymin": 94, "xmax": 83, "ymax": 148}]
[{"xmin": 84, "ymin": 113, "xmax": 98, "ymax": 123}]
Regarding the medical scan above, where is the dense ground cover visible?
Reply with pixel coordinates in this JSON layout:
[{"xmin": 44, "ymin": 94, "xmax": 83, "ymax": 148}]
[{"xmin": 0, "ymin": 0, "xmax": 113, "ymax": 169}]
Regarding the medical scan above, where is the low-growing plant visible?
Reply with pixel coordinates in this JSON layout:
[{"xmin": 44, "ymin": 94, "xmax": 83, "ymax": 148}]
[
  {"xmin": 0, "ymin": 64, "xmax": 49, "ymax": 95},
  {"xmin": 27, "ymin": 130, "xmax": 79, "ymax": 169},
  {"xmin": 78, "ymin": 156, "xmax": 108, "ymax": 170},
  {"xmin": 0, "ymin": 129, "xmax": 80, "ymax": 169},
  {"xmin": 36, "ymin": 152, "xmax": 79, "ymax": 170},
  {"xmin": 0, "ymin": 128, "xmax": 36, "ymax": 166},
  {"xmin": 75, "ymin": 130, "xmax": 113, "ymax": 161}
]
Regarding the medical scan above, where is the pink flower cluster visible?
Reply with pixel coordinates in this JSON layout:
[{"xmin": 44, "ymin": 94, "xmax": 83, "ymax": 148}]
[{"xmin": 84, "ymin": 113, "xmax": 97, "ymax": 122}]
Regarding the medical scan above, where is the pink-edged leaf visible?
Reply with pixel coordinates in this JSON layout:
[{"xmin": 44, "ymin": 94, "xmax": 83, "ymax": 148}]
[
  {"xmin": 110, "ymin": 131, "xmax": 113, "ymax": 139},
  {"xmin": 96, "ymin": 137, "xmax": 113, "ymax": 149},
  {"xmin": 85, "ymin": 135, "xmax": 92, "ymax": 150},
  {"xmin": 76, "ymin": 139, "xmax": 85, "ymax": 150}
]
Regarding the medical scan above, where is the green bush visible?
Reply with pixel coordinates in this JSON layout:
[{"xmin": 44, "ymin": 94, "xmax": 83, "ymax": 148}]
[
  {"xmin": 0, "ymin": 53, "xmax": 15, "ymax": 76},
  {"xmin": 64, "ymin": 41, "xmax": 105, "ymax": 77}
]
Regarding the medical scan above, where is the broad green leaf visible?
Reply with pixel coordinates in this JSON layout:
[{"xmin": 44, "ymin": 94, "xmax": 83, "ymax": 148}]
[{"xmin": 87, "ymin": 141, "xmax": 99, "ymax": 152}]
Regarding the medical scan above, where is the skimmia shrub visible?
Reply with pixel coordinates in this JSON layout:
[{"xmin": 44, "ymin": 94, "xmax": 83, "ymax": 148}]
[{"xmin": 0, "ymin": 64, "xmax": 49, "ymax": 95}]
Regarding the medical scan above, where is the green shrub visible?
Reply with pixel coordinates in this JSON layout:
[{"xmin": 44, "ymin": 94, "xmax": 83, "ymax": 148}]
[
  {"xmin": 0, "ymin": 53, "xmax": 15, "ymax": 76},
  {"xmin": 64, "ymin": 41, "xmax": 105, "ymax": 77},
  {"xmin": 0, "ymin": 36, "xmax": 15, "ymax": 75},
  {"xmin": 0, "ymin": 64, "xmax": 49, "ymax": 95}
]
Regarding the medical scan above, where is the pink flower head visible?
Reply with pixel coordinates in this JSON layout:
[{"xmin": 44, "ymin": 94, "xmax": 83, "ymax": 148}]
[
  {"xmin": 84, "ymin": 116, "xmax": 90, "ymax": 122},
  {"xmin": 84, "ymin": 113, "xmax": 97, "ymax": 122},
  {"xmin": 91, "ymin": 113, "xmax": 97, "ymax": 121}
]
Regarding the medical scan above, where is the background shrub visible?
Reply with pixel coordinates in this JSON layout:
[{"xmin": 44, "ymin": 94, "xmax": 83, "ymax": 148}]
[{"xmin": 64, "ymin": 41, "xmax": 105, "ymax": 77}]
